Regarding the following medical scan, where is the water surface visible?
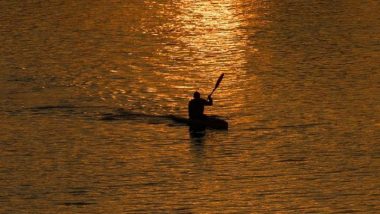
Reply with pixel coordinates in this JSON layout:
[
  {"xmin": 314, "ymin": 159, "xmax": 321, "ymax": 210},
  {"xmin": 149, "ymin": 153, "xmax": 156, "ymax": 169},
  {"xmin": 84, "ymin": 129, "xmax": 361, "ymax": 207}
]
[{"xmin": 0, "ymin": 0, "xmax": 379, "ymax": 213}]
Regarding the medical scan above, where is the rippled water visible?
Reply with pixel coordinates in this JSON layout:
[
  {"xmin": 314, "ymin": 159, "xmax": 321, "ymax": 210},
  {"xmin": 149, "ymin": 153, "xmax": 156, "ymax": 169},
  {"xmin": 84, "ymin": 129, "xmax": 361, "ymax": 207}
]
[{"xmin": 1, "ymin": 0, "xmax": 379, "ymax": 213}]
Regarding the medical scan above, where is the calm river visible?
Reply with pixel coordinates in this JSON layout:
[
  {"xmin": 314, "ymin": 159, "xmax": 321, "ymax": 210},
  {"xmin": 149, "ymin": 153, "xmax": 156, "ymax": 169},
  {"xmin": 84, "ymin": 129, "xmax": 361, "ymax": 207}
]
[{"xmin": 0, "ymin": 0, "xmax": 379, "ymax": 213}]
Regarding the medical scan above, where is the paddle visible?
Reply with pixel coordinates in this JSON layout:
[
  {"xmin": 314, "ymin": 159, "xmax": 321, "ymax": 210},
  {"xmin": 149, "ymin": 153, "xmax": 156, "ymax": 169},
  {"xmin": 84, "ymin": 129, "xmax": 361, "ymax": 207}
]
[{"xmin": 209, "ymin": 73, "xmax": 224, "ymax": 97}]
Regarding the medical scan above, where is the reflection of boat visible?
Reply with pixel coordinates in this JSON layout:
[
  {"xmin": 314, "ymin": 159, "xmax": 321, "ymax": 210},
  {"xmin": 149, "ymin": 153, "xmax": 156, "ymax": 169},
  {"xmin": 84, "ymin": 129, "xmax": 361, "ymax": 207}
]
[{"xmin": 169, "ymin": 115, "xmax": 228, "ymax": 130}]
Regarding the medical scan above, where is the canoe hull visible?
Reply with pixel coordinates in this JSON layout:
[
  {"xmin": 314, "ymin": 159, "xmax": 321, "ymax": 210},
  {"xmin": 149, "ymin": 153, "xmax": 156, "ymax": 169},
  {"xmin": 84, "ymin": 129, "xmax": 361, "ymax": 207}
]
[{"xmin": 170, "ymin": 116, "xmax": 228, "ymax": 130}]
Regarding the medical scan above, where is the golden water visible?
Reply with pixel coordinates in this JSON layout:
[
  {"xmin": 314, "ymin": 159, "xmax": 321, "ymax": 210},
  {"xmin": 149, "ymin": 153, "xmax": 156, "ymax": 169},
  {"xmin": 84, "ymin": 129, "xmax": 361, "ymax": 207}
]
[{"xmin": 0, "ymin": 0, "xmax": 379, "ymax": 213}]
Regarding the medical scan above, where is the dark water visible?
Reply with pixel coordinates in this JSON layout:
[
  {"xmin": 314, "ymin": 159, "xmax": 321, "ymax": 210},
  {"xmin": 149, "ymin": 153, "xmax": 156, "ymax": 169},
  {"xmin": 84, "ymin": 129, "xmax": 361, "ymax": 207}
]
[{"xmin": 1, "ymin": 0, "xmax": 379, "ymax": 213}]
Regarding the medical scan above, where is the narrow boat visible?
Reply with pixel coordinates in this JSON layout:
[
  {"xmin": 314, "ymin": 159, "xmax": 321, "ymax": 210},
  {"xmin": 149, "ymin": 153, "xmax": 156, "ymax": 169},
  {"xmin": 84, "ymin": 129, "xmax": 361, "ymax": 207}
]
[{"xmin": 169, "ymin": 115, "xmax": 228, "ymax": 130}]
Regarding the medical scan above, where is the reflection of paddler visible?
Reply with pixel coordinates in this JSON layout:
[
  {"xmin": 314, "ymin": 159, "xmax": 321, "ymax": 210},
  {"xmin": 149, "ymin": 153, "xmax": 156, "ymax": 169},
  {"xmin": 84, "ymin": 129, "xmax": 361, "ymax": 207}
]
[{"xmin": 188, "ymin": 92, "xmax": 213, "ymax": 120}]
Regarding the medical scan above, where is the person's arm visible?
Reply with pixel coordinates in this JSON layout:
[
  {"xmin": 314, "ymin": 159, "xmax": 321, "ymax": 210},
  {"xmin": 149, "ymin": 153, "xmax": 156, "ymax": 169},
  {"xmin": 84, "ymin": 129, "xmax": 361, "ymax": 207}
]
[{"xmin": 205, "ymin": 95, "xmax": 213, "ymax": 106}]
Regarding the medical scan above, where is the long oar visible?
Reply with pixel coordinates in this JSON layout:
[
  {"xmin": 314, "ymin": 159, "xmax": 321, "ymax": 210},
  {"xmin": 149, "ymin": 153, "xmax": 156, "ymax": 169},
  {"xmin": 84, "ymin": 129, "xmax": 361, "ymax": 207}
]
[{"xmin": 209, "ymin": 73, "xmax": 224, "ymax": 97}]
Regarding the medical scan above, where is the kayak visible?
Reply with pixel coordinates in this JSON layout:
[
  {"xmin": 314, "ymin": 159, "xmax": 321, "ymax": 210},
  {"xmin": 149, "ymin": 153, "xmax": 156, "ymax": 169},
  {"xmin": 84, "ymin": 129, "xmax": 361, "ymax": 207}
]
[
  {"xmin": 100, "ymin": 110, "xmax": 228, "ymax": 130},
  {"xmin": 169, "ymin": 115, "xmax": 228, "ymax": 130}
]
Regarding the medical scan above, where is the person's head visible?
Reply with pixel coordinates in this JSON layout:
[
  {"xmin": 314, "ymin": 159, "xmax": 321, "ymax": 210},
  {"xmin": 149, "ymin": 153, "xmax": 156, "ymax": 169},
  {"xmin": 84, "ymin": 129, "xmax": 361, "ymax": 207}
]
[{"xmin": 193, "ymin": 91, "xmax": 201, "ymax": 99}]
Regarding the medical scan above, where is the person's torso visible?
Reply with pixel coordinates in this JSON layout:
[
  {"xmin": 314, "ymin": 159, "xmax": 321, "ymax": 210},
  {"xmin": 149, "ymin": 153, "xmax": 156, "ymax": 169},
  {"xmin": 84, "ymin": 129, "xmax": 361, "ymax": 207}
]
[{"xmin": 188, "ymin": 98, "xmax": 207, "ymax": 119}]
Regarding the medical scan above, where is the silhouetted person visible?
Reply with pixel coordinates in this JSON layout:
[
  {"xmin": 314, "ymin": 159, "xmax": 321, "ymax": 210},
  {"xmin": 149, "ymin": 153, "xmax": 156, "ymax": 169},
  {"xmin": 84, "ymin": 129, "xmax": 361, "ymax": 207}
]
[{"xmin": 188, "ymin": 91, "xmax": 213, "ymax": 120}]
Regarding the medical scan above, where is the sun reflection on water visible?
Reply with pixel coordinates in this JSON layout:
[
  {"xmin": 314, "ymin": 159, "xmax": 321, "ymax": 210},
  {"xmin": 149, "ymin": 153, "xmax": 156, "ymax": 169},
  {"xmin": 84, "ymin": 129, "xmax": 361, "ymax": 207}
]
[
  {"xmin": 102, "ymin": 0, "xmax": 264, "ymax": 115},
  {"xmin": 165, "ymin": 0, "xmax": 257, "ymax": 118},
  {"xmin": 151, "ymin": 0, "xmax": 263, "ymax": 116},
  {"xmin": 173, "ymin": 0, "xmax": 248, "ymax": 72}
]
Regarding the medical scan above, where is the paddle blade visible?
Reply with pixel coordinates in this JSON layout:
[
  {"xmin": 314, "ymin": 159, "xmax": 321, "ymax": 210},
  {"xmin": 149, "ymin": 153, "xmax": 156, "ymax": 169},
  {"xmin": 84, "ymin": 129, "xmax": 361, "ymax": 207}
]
[
  {"xmin": 214, "ymin": 73, "xmax": 224, "ymax": 90},
  {"xmin": 209, "ymin": 73, "xmax": 224, "ymax": 96}
]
